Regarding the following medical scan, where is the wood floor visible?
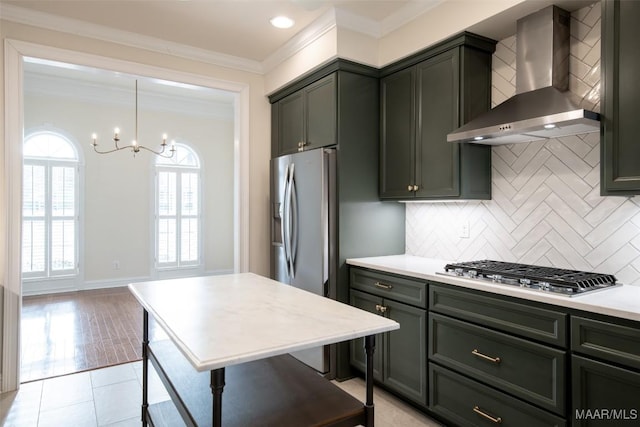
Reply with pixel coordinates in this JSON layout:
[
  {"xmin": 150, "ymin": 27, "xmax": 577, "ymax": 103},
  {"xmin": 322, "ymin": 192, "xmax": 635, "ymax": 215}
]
[{"xmin": 21, "ymin": 287, "xmax": 145, "ymax": 383}]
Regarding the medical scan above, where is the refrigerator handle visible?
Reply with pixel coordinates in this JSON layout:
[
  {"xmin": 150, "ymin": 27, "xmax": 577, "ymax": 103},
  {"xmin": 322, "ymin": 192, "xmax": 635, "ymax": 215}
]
[
  {"xmin": 289, "ymin": 163, "xmax": 298, "ymax": 279},
  {"xmin": 282, "ymin": 164, "xmax": 291, "ymax": 269}
]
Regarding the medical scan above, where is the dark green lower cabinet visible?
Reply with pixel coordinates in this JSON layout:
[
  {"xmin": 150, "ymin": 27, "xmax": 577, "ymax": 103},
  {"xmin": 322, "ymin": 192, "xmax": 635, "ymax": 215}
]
[
  {"xmin": 350, "ymin": 289, "xmax": 427, "ymax": 406},
  {"xmin": 571, "ymin": 355, "xmax": 640, "ymax": 426},
  {"xmin": 430, "ymin": 363, "xmax": 566, "ymax": 427},
  {"xmin": 429, "ymin": 312, "xmax": 567, "ymax": 416},
  {"xmin": 350, "ymin": 290, "xmax": 383, "ymax": 381}
]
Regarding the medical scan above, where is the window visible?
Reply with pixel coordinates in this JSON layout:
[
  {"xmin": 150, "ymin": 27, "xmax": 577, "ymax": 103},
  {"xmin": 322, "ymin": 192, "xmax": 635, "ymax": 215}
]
[
  {"xmin": 22, "ymin": 132, "xmax": 79, "ymax": 278},
  {"xmin": 155, "ymin": 143, "xmax": 201, "ymax": 268}
]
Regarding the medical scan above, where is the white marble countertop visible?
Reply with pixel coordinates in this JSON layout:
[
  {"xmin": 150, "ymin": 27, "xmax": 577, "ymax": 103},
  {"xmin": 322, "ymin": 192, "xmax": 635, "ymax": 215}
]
[
  {"xmin": 347, "ymin": 255, "xmax": 640, "ymax": 323},
  {"xmin": 128, "ymin": 273, "xmax": 399, "ymax": 372}
]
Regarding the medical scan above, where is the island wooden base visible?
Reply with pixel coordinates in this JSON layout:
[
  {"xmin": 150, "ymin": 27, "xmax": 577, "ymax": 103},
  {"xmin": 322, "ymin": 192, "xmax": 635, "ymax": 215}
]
[{"xmin": 144, "ymin": 338, "xmax": 373, "ymax": 427}]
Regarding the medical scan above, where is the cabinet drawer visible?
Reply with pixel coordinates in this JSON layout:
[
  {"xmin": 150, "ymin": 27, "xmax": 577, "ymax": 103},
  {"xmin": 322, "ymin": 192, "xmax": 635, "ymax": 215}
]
[
  {"xmin": 430, "ymin": 363, "xmax": 566, "ymax": 427},
  {"xmin": 430, "ymin": 283, "xmax": 567, "ymax": 347},
  {"xmin": 350, "ymin": 268, "xmax": 426, "ymax": 308},
  {"xmin": 572, "ymin": 355, "xmax": 640, "ymax": 427},
  {"xmin": 429, "ymin": 313, "xmax": 567, "ymax": 415},
  {"xmin": 571, "ymin": 316, "xmax": 640, "ymax": 370}
]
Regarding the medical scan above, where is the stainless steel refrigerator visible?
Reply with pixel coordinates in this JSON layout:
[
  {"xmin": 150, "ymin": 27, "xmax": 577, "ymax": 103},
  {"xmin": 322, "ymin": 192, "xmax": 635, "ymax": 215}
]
[{"xmin": 271, "ymin": 147, "xmax": 336, "ymax": 374}]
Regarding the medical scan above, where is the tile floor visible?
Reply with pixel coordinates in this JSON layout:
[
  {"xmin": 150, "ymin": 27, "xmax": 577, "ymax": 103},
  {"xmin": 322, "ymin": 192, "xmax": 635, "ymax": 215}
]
[{"xmin": 1, "ymin": 361, "xmax": 442, "ymax": 427}]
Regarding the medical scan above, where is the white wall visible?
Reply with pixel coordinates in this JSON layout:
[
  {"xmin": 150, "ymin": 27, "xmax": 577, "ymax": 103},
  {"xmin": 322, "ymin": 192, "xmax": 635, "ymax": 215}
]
[{"xmin": 24, "ymin": 84, "xmax": 235, "ymax": 289}]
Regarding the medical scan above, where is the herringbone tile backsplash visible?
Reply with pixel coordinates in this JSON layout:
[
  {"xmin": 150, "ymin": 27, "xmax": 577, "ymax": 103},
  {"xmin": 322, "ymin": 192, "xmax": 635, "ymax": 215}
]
[{"xmin": 406, "ymin": 2, "xmax": 640, "ymax": 286}]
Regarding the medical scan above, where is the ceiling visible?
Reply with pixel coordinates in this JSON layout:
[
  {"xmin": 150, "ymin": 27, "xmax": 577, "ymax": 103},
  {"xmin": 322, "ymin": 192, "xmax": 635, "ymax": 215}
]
[
  {"xmin": 2, "ymin": 0, "xmax": 445, "ymax": 63},
  {"xmin": 2, "ymin": 0, "xmax": 599, "ymax": 70},
  {"xmin": 7, "ymin": 0, "xmax": 597, "ymax": 105}
]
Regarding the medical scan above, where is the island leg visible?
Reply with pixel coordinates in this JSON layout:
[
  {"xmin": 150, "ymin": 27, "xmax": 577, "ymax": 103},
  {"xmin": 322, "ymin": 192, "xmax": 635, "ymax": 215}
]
[
  {"xmin": 364, "ymin": 334, "xmax": 376, "ymax": 427},
  {"xmin": 141, "ymin": 310, "xmax": 149, "ymax": 426},
  {"xmin": 211, "ymin": 367, "xmax": 226, "ymax": 427}
]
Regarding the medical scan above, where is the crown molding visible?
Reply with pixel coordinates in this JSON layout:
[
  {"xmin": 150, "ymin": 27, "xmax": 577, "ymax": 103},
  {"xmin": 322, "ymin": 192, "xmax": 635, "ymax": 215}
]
[
  {"xmin": 262, "ymin": 2, "xmax": 445, "ymax": 72},
  {"xmin": 335, "ymin": 8, "xmax": 381, "ymax": 38},
  {"xmin": 261, "ymin": 8, "xmax": 339, "ymax": 74},
  {"xmin": 0, "ymin": 3, "xmax": 263, "ymax": 74},
  {"xmin": 380, "ymin": 0, "xmax": 444, "ymax": 36}
]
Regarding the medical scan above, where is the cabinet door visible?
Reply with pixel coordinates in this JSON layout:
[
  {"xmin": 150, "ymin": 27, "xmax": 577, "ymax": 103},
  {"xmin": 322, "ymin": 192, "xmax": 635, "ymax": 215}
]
[
  {"xmin": 602, "ymin": 0, "xmax": 640, "ymax": 194},
  {"xmin": 277, "ymin": 91, "xmax": 305, "ymax": 156},
  {"xmin": 384, "ymin": 299, "xmax": 427, "ymax": 406},
  {"xmin": 349, "ymin": 290, "xmax": 383, "ymax": 381},
  {"xmin": 415, "ymin": 49, "xmax": 460, "ymax": 198},
  {"xmin": 380, "ymin": 68, "xmax": 416, "ymax": 198},
  {"xmin": 305, "ymin": 74, "xmax": 336, "ymax": 151},
  {"xmin": 572, "ymin": 355, "xmax": 640, "ymax": 426}
]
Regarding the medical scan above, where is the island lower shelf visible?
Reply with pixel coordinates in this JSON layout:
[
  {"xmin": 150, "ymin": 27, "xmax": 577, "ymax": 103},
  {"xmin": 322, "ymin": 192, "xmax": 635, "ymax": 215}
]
[{"xmin": 146, "ymin": 339, "xmax": 367, "ymax": 427}]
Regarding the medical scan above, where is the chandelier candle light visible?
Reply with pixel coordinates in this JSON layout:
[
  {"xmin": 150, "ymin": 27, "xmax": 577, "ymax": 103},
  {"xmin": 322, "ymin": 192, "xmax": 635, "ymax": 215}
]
[{"xmin": 91, "ymin": 80, "xmax": 176, "ymax": 158}]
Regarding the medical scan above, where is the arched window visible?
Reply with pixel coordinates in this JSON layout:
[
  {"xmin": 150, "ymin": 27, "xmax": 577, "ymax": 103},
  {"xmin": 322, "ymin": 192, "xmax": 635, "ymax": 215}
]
[
  {"xmin": 23, "ymin": 132, "xmax": 79, "ymax": 278},
  {"xmin": 155, "ymin": 143, "xmax": 201, "ymax": 269}
]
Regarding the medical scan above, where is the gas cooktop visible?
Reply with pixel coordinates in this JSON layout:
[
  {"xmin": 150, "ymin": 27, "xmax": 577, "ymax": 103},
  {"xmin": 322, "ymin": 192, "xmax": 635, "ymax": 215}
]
[{"xmin": 439, "ymin": 260, "xmax": 620, "ymax": 297}]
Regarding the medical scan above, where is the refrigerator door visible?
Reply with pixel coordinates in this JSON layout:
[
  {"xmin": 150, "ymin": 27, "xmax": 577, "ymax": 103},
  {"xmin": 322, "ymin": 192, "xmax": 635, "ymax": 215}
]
[{"xmin": 271, "ymin": 148, "xmax": 333, "ymax": 373}]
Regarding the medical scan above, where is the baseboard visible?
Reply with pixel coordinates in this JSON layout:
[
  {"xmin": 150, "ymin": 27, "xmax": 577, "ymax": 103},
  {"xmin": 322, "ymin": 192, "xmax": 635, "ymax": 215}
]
[{"xmin": 22, "ymin": 270, "xmax": 236, "ymax": 296}]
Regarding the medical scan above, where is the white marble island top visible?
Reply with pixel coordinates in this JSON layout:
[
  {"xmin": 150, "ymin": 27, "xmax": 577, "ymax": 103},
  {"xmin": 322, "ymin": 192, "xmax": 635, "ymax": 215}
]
[
  {"xmin": 347, "ymin": 255, "xmax": 640, "ymax": 323},
  {"xmin": 128, "ymin": 273, "xmax": 398, "ymax": 372}
]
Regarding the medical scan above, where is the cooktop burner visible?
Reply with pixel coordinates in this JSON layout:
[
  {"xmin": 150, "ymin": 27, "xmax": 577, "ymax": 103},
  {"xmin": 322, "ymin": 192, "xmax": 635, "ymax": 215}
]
[{"xmin": 440, "ymin": 260, "xmax": 619, "ymax": 296}]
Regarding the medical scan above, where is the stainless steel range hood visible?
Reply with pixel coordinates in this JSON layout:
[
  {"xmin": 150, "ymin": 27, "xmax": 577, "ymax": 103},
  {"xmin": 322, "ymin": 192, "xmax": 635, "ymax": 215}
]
[{"xmin": 447, "ymin": 5, "xmax": 600, "ymax": 145}]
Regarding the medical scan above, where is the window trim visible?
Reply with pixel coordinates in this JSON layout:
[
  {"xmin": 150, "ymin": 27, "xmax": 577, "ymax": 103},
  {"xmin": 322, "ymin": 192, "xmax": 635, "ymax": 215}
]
[
  {"xmin": 154, "ymin": 143, "xmax": 203, "ymax": 271},
  {"xmin": 22, "ymin": 131, "xmax": 81, "ymax": 281}
]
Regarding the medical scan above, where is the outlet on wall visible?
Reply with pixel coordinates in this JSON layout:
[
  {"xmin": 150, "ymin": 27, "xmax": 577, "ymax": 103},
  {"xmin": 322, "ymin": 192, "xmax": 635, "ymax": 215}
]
[
  {"xmin": 112, "ymin": 260, "xmax": 120, "ymax": 270},
  {"xmin": 459, "ymin": 221, "xmax": 470, "ymax": 239}
]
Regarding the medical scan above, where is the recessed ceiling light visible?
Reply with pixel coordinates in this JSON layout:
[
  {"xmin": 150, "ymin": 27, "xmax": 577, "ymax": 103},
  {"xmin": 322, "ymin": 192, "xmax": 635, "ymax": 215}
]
[
  {"xmin": 544, "ymin": 123, "xmax": 557, "ymax": 129},
  {"xmin": 473, "ymin": 136, "xmax": 484, "ymax": 141},
  {"xmin": 270, "ymin": 16, "xmax": 295, "ymax": 29}
]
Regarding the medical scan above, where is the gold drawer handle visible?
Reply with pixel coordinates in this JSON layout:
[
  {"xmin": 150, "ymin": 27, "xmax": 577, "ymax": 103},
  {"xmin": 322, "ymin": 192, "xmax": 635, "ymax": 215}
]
[
  {"xmin": 374, "ymin": 281, "xmax": 393, "ymax": 290},
  {"xmin": 375, "ymin": 304, "xmax": 388, "ymax": 314},
  {"xmin": 472, "ymin": 349, "xmax": 501, "ymax": 364},
  {"xmin": 473, "ymin": 406, "xmax": 502, "ymax": 424}
]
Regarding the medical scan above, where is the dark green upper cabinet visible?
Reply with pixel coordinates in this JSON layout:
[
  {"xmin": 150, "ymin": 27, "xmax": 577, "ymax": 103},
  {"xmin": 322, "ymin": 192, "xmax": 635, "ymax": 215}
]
[
  {"xmin": 272, "ymin": 74, "xmax": 336, "ymax": 156},
  {"xmin": 380, "ymin": 33, "xmax": 496, "ymax": 200},
  {"xmin": 601, "ymin": 0, "xmax": 640, "ymax": 195},
  {"xmin": 380, "ymin": 68, "xmax": 415, "ymax": 197},
  {"xmin": 415, "ymin": 50, "xmax": 460, "ymax": 198}
]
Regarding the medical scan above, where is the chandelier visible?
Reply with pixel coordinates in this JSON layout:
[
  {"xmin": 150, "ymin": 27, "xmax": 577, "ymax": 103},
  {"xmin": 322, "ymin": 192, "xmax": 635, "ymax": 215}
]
[{"xmin": 91, "ymin": 80, "xmax": 176, "ymax": 158}]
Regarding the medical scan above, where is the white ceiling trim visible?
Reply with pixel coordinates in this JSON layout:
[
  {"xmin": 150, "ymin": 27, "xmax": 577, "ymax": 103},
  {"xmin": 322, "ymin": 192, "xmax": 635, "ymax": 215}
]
[
  {"xmin": 380, "ymin": 0, "xmax": 445, "ymax": 36},
  {"xmin": 335, "ymin": 8, "xmax": 381, "ymax": 38},
  {"xmin": 261, "ymin": 8, "xmax": 338, "ymax": 74},
  {"xmin": 0, "ymin": 3, "xmax": 263, "ymax": 74}
]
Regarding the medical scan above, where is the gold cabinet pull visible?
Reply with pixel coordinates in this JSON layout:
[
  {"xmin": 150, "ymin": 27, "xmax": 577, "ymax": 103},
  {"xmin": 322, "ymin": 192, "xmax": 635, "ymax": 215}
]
[
  {"xmin": 472, "ymin": 349, "xmax": 501, "ymax": 364},
  {"xmin": 375, "ymin": 304, "xmax": 388, "ymax": 314},
  {"xmin": 374, "ymin": 281, "xmax": 393, "ymax": 290},
  {"xmin": 413, "ymin": 185, "xmax": 419, "ymax": 191},
  {"xmin": 473, "ymin": 406, "xmax": 502, "ymax": 424},
  {"xmin": 407, "ymin": 184, "xmax": 414, "ymax": 191}
]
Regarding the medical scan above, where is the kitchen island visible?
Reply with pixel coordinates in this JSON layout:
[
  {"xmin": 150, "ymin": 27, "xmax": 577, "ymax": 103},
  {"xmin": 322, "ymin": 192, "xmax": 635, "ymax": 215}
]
[{"xmin": 128, "ymin": 273, "xmax": 399, "ymax": 427}]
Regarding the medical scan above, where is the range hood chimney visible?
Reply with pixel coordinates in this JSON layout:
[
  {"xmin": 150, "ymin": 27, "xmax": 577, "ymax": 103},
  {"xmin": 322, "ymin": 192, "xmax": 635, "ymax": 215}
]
[{"xmin": 447, "ymin": 5, "xmax": 600, "ymax": 145}]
